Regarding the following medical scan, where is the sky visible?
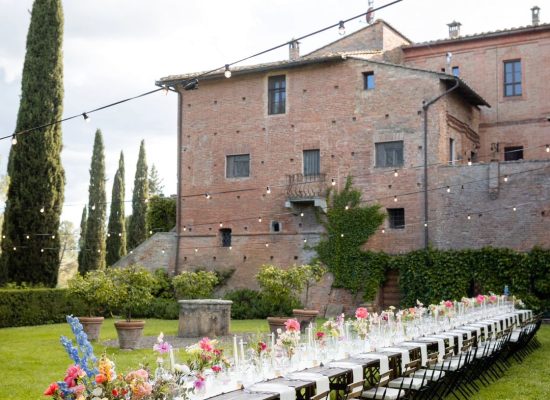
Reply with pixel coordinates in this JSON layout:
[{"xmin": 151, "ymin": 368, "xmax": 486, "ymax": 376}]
[{"xmin": 0, "ymin": 0, "xmax": 547, "ymax": 227}]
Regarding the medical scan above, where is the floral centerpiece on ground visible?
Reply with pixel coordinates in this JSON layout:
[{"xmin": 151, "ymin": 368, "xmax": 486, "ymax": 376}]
[
  {"xmin": 44, "ymin": 316, "xmax": 194, "ymax": 400},
  {"xmin": 276, "ymin": 319, "xmax": 301, "ymax": 358},
  {"xmin": 351, "ymin": 307, "xmax": 369, "ymax": 339}
]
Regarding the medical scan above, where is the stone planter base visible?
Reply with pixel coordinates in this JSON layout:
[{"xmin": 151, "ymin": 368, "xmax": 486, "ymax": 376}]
[
  {"xmin": 114, "ymin": 320, "xmax": 145, "ymax": 349},
  {"xmin": 79, "ymin": 316, "xmax": 104, "ymax": 341},
  {"xmin": 178, "ymin": 299, "xmax": 232, "ymax": 337},
  {"xmin": 292, "ymin": 309, "xmax": 319, "ymax": 332},
  {"xmin": 267, "ymin": 316, "xmax": 291, "ymax": 335}
]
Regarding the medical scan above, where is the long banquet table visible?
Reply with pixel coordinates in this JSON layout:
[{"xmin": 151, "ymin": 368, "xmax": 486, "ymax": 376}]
[{"xmin": 203, "ymin": 309, "xmax": 533, "ymax": 400}]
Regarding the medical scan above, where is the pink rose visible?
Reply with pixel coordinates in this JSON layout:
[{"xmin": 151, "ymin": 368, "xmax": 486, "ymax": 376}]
[
  {"xmin": 476, "ymin": 294, "xmax": 485, "ymax": 305},
  {"xmin": 489, "ymin": 295, "xmax": 497, "ymax": 303},
  {"xmin": 444, "ymin": 300, "xmax": 453, "ymax": 308},
  {"xmin": 355, "ymin": 307, "xmax": 368, "ymax": 319},
  {"xmin": 258, "ymin": 342, "xmax": 267, "ymax": 352},
  {"xmin": 284, "ymin": 319, "xmax": 300, "ymax": 332},
  {"xmin": 212, "ymin": 365, "xmax": 222, "ymax": 373},
  {"xmin": 316, "ymin": 331, "xmax": 325, "ymax": 340},
  {"xmin": 199, "ymin": 337, "xmax": 213, "ymax": 352},
  {"xmin": 133, "ymin": 382, "xmax": 153, "ymax": 399}
]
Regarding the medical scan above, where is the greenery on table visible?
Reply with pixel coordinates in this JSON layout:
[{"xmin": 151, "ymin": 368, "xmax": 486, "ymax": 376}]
[
  {"xmin": 314, "ymin": 176, "xmax": 386, "ymax": 299},
  {"xmin": 0, "ymin": 0, "xmax": 65, "ymax": 286}
]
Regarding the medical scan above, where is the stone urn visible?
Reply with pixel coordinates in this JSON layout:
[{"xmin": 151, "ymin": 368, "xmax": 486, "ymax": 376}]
[
  {"xmin": 178, "ymin": 299, "xmax": 232, "ymax": 337},
  {"xmin": 79, "ymin": 316, "xmax": 104, "ymax": 341},
  {"xmin": 292, "ymin": 309, "xmax": 319, "ymax": 332},
  {"xmin": 267, "ymin": 316, "xmax": 291, "ymax": 335},
  {"xmin": 114, "ymin": 320, "xmax": 146, "ymax": 349}
]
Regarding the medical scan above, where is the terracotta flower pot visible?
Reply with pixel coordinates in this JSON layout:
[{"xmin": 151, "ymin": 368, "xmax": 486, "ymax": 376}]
[
  {"xmin": 79, "ymin": 316, "xmax": 104, "ymax": 341},
  {"xmin": 292, "ymin": 309, "xmax": 319, "ymax": 332},
  {"xmin": 114, "ymin": 320, "xmax": 146, "ymax": 349},
  {"xmin": 266, "ymin": 316, "xmax": 291, "ymax": 335}
]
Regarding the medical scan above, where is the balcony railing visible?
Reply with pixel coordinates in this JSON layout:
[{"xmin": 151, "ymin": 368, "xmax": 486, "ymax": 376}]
[{"xmin": 286, "ymin": 173, "xmax": 327, "ymax": 198}]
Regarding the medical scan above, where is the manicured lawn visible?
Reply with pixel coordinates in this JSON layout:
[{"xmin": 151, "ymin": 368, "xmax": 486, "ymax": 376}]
[{"xmin": 0, "ymin": 319, "xmax": 547, "ymax": 400}]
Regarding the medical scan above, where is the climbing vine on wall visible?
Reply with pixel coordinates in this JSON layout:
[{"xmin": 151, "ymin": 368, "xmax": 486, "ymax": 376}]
[{"xmin": 314, "ymin": 177, "xmax": 386, "ymax": 300}]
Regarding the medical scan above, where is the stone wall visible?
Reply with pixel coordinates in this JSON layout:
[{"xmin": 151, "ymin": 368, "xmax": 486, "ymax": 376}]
[{"xmin": 114, "ymin": 232, "xmax": 176, "ymax": 273}]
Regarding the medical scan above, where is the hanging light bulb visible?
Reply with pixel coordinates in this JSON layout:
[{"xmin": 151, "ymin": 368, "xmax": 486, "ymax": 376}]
[
  {"xmin": 546, "ymin": 144, "xmax": 550, "ymax": 153},
  {"xmin": 300, "ymin": 212, "xmax": 304, "ymax": 217},
  {"xmin": 183, "ymin": 226, "xmax": 187, "ymax": 231},
  {"xmin": 424, "ymin": 223, "xmax": 428, "ymax": 227},
  {"xmin": 338, "ymin": 20, "xmax": 346, "ymax": 35},
  {"xmin": 91, "ymin": 204, "xmax": 96, "ymax": 210},
  {"xmin": 144, "ymin": 198, "xmax": 149, "ymax": 203},
  {"xmin": 394, "ymin": 169, "xmax": 399, "ymax": 177},
  {"xmin": 194, "ymin": 248, "xmax": 198, "ymax": 253},
  {"xmin": 41, "ymin": 248, "xmax": 44, "ymax": 253},
  {"xmin": 382, "ymin": 229, "xmax": 386, "ymax": 234},
  {"xmin": 266, "ymin": 186, "xmax": 271, "ymax": 194},
  {"xmin": 107, "ymin": 233, "xmax": 111, "ymax": 237},
  {"xmin": 219, "ymin": 222, "xmax": 223, "ymax": 228},
  {"xmin": 512, "ymin": 206, "xmax": 517, "ymax": 212},
  {"xmin": 229, "ymin": 246, "xmax": 232, "ymax": 250},
  {"xmin": 265, "ymin": 243, "xmax": 269, "ymax": 247},
  {"xmin": 161, "ymin": 250, "xmax": 165, "ymax": 254},
  {"xmin": 97, "ymin": 249, "xmax": 101, "ymax": 253},
  {"xmin": 331, "ymin": 178, "xmax": 336, "ymax": 186},
  {"xmin": 340, "ymin": 233, "xmax": 344, "ymax": 237},
  {"xmin": 345, "ymin": 205, "xmax": 349, "ymax": 210},
  {"xmin": 40, "ymin": 206, "xmax": 45, "ymax": 213},
  {"xmin": 11, "ymin": 134, "xmax": 17, "ymax": 145},
  {"xmin": 503, "ymin": 175, "xmax": 508, "ymax": 182},
  {"xmin": 467, "ymin": 214, "xmax": 471, "ymax": 220},
  {"xmin": 205, "ymin": 193, "xmax": 211, "ymax": 199},
  {"xmin": 224, "ymin": 64, "xmax": 232, "ymax": 78},
  {"xmin": 26, "ymin": 235, "xmax": 30, "ymax": 239},
  {"xmin": 13, "ymin": 246, "xmax": 16, "ymax": 251},
  {"xmin": 393, "ymin": 195, "xmax": 398, "ymax": 202},
  {"xmin": 467, "ymin": 160, "xmax": 472, "ymax": 166},
  {"xmin": 82, "ymin": 112, "xmax": 91, "ymax": 122},
  {"xmin": 149, "ymin": 230, "xmax": 153, "ymax": 235},
  {"xmin": 446, "ymin": 186, "xmax": 451, "ymax": 193},
  {"xmin": 118, "ymin": 232, "xmax": 122, "ymax": 237},
  {"xmin": 258, "ymin": 216, "xmax": 262, "ymax": 223},
  {"xmin": 303, "ymin": 239, "xmax": 307, "ymax": 243}
]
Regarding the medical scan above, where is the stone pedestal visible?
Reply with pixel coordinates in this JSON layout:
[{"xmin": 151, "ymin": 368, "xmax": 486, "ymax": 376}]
[{"xmin": 178, "ymin": 299, "xmax": 232, "ymax": 337}]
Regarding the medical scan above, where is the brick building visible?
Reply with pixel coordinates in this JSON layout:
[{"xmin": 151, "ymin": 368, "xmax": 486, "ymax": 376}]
[{"xmin": 151, "ymin": 13, "xmax": 550, "ymax": 310}]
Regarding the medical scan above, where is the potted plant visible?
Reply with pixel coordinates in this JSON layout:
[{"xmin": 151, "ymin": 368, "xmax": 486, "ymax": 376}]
[
  {"xmin": 108, "ymin": 265, "xmax": 156, "ymax": 349},
  {"xmin": 67, "ymin": 269, "xmax": 115, "ymax": 340},
  {"xmin": 292, "ymin": 263, "xmax": 327, "ymax": 331},
  {"xmin": 256, "ymin": 264, "xmax": 307, "ymax": 334}
]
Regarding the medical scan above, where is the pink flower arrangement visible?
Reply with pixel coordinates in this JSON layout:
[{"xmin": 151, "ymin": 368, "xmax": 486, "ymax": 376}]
[
  {"xmin": 316, "ymin": 331, "xmax": 325, "ymax": 340},
  {"xmin": 211, "ymin": 365, "xmax": 222, "ymax": 373},
  {"xmin": 444, "ymin": 300, "xmax": 453, "ymax": 308},
  {"xmin": 194, "ymin": 376, "xmax": 206, "ymax": 391},
  {"xmin": 489, "ymin": 294, "xmax": 497, "ymax": 304},
  {"xmin": 476, "ymin": 294, "xmax": 486, "ymax": 305},
  {"xmin": 199, "ymin": 337, "xmax": 214, "ymax": 352},
  {"xmin": 153, "ymin": 331, "xmax": 172, "ymax": 354},
  {"xmin": 355, "ymin": 307, "xmax": 368, "ymax": 319},
  {"xmin": 284, "ymin": 318, "xmax": 300, "ymax": 332}
]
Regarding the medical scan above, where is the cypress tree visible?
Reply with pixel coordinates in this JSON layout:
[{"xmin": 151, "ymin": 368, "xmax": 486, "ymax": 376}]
[
  {"xmin": 79, "ymin": 130, "xmax": 106, "ymax": 273},
  {"xmin": 148, "ymin": 164, "xmax": 164, "ymax": 196},
  {"xmin": 0, "ymin": 0, "xmax": 65, "ymax": 285},
  {"xmin": 77, "ymin": 206, "xmax": 87, "ymax": 270},
  {"xmin": 128, "ymin": 140, "xmax": 149, "ymax": 250},
  {"xmin": 106, "ymin": 152, "xmax": 126, "ymax": 266}
]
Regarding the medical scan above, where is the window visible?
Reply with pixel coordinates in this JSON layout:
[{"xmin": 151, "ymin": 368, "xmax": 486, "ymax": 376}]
[
  {"xmin": 271, "ymin": 221, "xmax": 281, "ymax": 233},
  {"xmin": 504, "ymin": 146, "xmax": 524, "ymax": 161},
  {"xmin": 268, "ymin": 75, "xmax": 286, "ymax": 114},
  {"xmin": 303, "ymin": 149, "xmax": 320, "ymax": 176},
  {"xmin": 449, "ymin": 138, "xmax": 455, "ymax": 165},
  {"xmin": 452, "ymin": 66, "xmax": 459, "ymax": 77},
  {"xmin": 504, "ymin": 60, "xmax": 522, "ymax": 97},
  {"xmin": 375, "ymin": 141, "xmax": 404, "ymax": 167},
  {"xmin": 220, "ymin": 228, "xmax": 232, "ymax": 247},
  {"xmin": 226, "ymin": 154, "xmax": 250, "ymax": 178},
  {"xmin": 363, "ymin": 71, "xmax": 375, "ymax": 90},
  {"xmin": 387, "ymin": 208, "xmax": 405, "ymax": 229}
]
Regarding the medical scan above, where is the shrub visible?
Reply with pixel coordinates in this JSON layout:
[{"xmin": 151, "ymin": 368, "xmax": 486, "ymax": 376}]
[
  {"xmin": 67, "ymin": 269, "xmax": 116, "ymax": 316},
  {"xmin": 172, "ymin": 270, "xmax": 218, "ymax": 299},
  {"xmin": 223, "ymin": 288, "xmax": 298, "ymax": 319},
  {"xmin": 152, "ymin": 269, "xmax": 175, "ymax": 299},
  {"xmin": 146, "ymin": 195, "xmax": 176, "ymax": 232},
  {"xmin": 132, "ymin": 297, "xmax": 179, "ymax": 319},
  {"xmin": 0, "ymin": 289, "xmax": 85, "ymax": 328}
]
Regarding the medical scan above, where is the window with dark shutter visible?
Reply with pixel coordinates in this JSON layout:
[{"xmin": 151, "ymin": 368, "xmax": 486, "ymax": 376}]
[
  {"xmin": 375, "ymin": 141, "xmax": 404, "ymax": 167},
  {"xmin": 504, "ymin": 146, "xmax": 523, "ymax": 161},
  {"xmin": 387, "ymin": 208, "xmax": 405, "ymax": 229},
  {"xmin": 504, "ymin": 60, "xmax": 522, "ymax": 97},
  {"xmin": 220, "ymin": 229, "xmax": 232, "ymax": 247},
  {"xmin": 226, "ymin": 154, "xmax": 250, "ymax": 178},
  {"xmin": 303, "ymin": 149, "xmax": 320, "ymax": 176},
  {"xmin": 268, "ymin": 75, "xmax": 286, "ymax": 114}
]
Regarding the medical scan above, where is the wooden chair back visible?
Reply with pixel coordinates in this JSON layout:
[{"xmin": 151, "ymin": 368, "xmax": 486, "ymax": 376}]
[
  {"xmin": 311, "ymin": 390, "xmax": 329, "ymax": 400},
  {"xmin": 345, "ymin": 379, "xmax": 365, "ymax": 399}
]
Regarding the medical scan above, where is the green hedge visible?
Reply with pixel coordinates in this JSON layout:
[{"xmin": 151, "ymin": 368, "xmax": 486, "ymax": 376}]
[
  {"xmin": 224, "ymin": 288, "xmax": 299, "ymax": 319},
  {"xmin": 0, "ymin": 289, "xmax": 85, "ymax": 328}
]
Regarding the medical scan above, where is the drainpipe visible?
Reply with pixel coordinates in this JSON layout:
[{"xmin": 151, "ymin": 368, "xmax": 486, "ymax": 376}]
[
  {"xmin": 422, "ymin": 77, "xmax": 459, "ymax": 249},
  {"xmin": 174, "ymin": 88, "xmax": 183, "ymax": 275}
]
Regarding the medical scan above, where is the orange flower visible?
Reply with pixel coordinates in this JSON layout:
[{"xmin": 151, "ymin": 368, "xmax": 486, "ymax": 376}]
[
  {"xmin": 95, "ymin": 373, "xmax": 107, "ymax": 384},
  {"xmin": 43, "ymin": 383, "xmax": 58, "ymax": 396}
]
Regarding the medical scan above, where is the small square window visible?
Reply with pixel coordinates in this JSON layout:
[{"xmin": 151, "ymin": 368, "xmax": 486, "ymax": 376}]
[
  {"xmin": 375, "ymin": 141, "xmax": 404, "ymax": 167},
  {"xmin": 387, "ymin": 208, "xmax": 405, "ymax": 229},
  {"xmin": 504, "ymin": 146, "xmax": 523, "ymax": 161},
  {"xmin": 452, "ymin": 66, "xmax": 459, "ymax": 77},
  {"xmin": 268, "ymin": 75, "xmax": 286, "ymax": 114},
  {"xmin": 226, "ymin": 154, "xmax": 250, "ymax": 178},
  {"xmin": 363, "ymin": 72, "xmax": 375, "ymax": 90},
  {"xmin": 271, "ymin": 221, "xmax": 281, "ymax": 233},
  {"xmin": 220, "ymin": 228, "xmax": 232, "ymax": 247}
]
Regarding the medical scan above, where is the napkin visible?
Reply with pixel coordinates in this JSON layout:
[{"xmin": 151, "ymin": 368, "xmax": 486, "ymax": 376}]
[
  {"xmin": 401, "ymin": 342, "xmax": 428, "ymax": 367},
  {"xmin": 248, "ymin": 383, "xmax": 296, "ymax": 400},
  {"xmin": 328, "ymin": 362, "xmax": 363, "ymax": 383},
  {"xmin": 381, "ymin": 347, "xmax": 410, "ymax": 371},
  {"xmin": 355, "ymin": 353, "xmax": 390, "ymax": 374},
  {"xmin": 288, "ymin": 372, "xmax": 330, "ymax": 394}
]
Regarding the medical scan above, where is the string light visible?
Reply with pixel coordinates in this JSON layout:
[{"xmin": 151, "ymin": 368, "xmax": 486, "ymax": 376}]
[
  {"xmin": 183, "ymin": 226, "xmax": 187, "ymax": 231},
  {"xmin": 382, "ymin": 229, "xmax": 386, "ymax": 234},
  {"xmin": 338, "ymin": 20, "xmax": 346, "ymax": 35},
  {"xmin": 194, "ymin": 248, "xmax": 198, "ymax": 253},
  {"xmin": 13, "ymin": 247, "xmax": 16, "ymax": 251},
  {"xmin": 467, "ymin": 214, "xmax": 471, "ymax": 220},
  {"xmin": 446, "ymin": 186, "xmax": 451, "ymax": 193},
  {"xmin": 468, "ymin": 161, "xmax": 472, "ymax": 166},
  {"xmin": 97, "ymin": 249, "xmax": 101, "ymax": 253},
  {"xmin": 26, "ymin": 235, "xmax": 30, "ymax": 239},
  {"xmin": 300, "ymin": 212, "xmax": 304, "ymax": 217},
  {"xmin": 11, "ymin": 134, "xmax": 17, "ymax": 145},
  {"xmin": 258, "ymin": 216, "xmax": 262, "ymax": 222},
  {"xmin": 219, "ymin": 222, "xmax": 223, "ymax": 227},
  {"xmin": 205, "ymin": 193, "xmax": 211, "ymax": 199},
  {"xmin": 345, "ymin": 205, "xmax": 349, "ymax": 210},
  {"xmin": 51, "ymin": 235, "xmax": 55, "ymax": 239},
  {"xmin": 149, "ymin": 230, "xmax": 153, "ymax": 234},
  {"xmin": 224, "ymin": 64, "xmax": 232, "ymax": 78},
  {"xmin": 394, "ymin": 169, "xmax": 399, "ymax": 177},
  {"xmin": 512, "ymin": 206, "xmax": 517, "ymax": 211},
  {"xmin": 41, "ymin": 248, "xmax": 44, "ymax": 253},
  {"xmin": 265, "ymin": 243, "xmax": 269, "ymax": 247},
  {"xmin": 303, "ymin": 239, "xmax": 307, "ymax": 243},
  {"xmin": 393, "ymin": 195, "xmax": 398, "ymax": 202},
  {"xmin": 229, "ymin": 246, "xmax": 232, "ymax": 250},
  {"xmin": 503, "ymin": 175, "xmax": 508, "ymax": 182},
  {"xmin": 107, "ymin": 233, "xmax": 111, "ymax": 237},
  {"xmin": 266, "ymin": 186, "xmax": 271, "ymax": 194},
  {"xmin": 424, "ymin": 223, "xmax": 428, "ymax": 227},
  {"xmin": 331, "ymin": 178, "xmax": 336, "ymax": 186},
  {"xmin": 340, "ymin": 233, "xmax": 344, "ymax": 237},
  {"xmin": 91, "ymin": 204, "xmax": 96, "ymax": 210},
  {"xmin": 82, "ymin": 112, "xmax": 90, "ymax": 123},
  {"xmin": 546, "ymin": 144, "xmax": 550, "ymax": 153},
  {"xmin": 40, "ymin": 207, "xmax": 44, "ymax": 213}
]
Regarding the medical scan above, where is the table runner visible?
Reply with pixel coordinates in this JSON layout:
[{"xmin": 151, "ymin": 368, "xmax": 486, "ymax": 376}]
[
  {"xmin": 355, "ymin": 353, "xmax": 390, "ymax": 374},
  {"xmin": 288, "ymin": 373, "xmax": 330, "ymax": 394},
  {"xmin": 420, "ymin": 337, "xmax": 445, "ymax": 361},
  {"xmin": 248, "ymin": 383, "xmax": 296, "ymax": 400},
  {"xmin": 400, "ymin": 342, "xmax": 428, "ymax": 367},
  {"xmin": 381, "ymin": 347, "xmax": 410, "ymax": 371},
  {"xmin": 461, "ymin": 325, "xmax": 481, "ymax": 338},
  {"xmin": 328, "ymin": 362, "xmax": 363, "ymax": 383},
  {"xmin": 435, "ymin": 333, "xmax": 461, "ymax": 351}
]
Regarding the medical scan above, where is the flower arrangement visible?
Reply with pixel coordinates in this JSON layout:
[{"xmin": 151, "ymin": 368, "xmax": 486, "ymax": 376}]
[
  {"xmin": 476, "ymin": 294, "xmax": 486, "ymax": 306},
  {"xmin": 276, "ymin": 318, "xmax": 301, "ymax": 357},
  {"xmin": 315, "ymin": 331, "xmax": 326, "ymax": 347},
  {"xmin": 321, "ymin": 319, "xmax": 341, "ymax": 339},
  {"xmin": 45, "ymin": 316, "xmax": 195, "ymax": 400},
  {"xmin": 186, "ymin": 337, "xmax": 230, "ymax": 375},
  {"xmin": 351, "ymin": 307, "xmax": 369, "ymax": 339}
]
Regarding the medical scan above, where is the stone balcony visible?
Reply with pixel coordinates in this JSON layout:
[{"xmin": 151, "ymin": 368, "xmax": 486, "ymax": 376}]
[{"xmin": 285, "ymin": 173, "xmax": 328, "ymax": 211}]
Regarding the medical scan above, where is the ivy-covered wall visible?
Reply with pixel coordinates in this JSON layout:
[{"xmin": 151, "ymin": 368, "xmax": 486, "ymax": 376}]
[{"xmin": 329, "ymin": 247, "xmax": 550, "ymax": 312}]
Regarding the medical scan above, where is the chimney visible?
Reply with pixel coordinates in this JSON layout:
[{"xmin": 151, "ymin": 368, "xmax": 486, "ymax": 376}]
[
  {"xmin": 447, "ymin": 21, "xmax": 462, "ymax": 39},
  {"xmin": 532, "ymin": 5, "xmax": 540, "ymax": 26},
  {"xmin": 289, "ymin": 39, "xmax": 300, "ymax": 61}
]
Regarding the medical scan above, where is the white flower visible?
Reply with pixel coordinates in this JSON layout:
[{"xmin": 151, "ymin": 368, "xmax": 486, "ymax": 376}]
[
  {"xmin": 157, "ymin": 332, "xmax": 164, "ymax": 343},
  {"xmin": 174, "ymin": 363, "xmax": 191, "ymax": 374},
  {"xmin": 92, "ymin": 387, "xmax": 103, "ymax": 396}
]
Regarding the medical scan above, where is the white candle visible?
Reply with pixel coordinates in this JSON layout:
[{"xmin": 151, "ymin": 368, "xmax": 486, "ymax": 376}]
[
  {"xmin": 169, "ymin": 347, "xmax": 175, "ymax": 371},
  {"xmin": 233, "ymin": 335, "xmax": 239, "ymax": 366},
  {"xmin": 240, "ymin": 339, "xmax": 245, "ymax": 362}
]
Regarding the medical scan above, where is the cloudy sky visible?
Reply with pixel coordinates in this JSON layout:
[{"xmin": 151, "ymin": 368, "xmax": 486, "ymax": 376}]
[{"xmin": 0, "ymin": 0, "xmax": 545, "ymax": 226}]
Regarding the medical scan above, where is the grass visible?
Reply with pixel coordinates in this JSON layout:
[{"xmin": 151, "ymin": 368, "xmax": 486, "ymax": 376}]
[{"xmin": 0, "ymin": 319, "xmax": 547, "ymax": 400}]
